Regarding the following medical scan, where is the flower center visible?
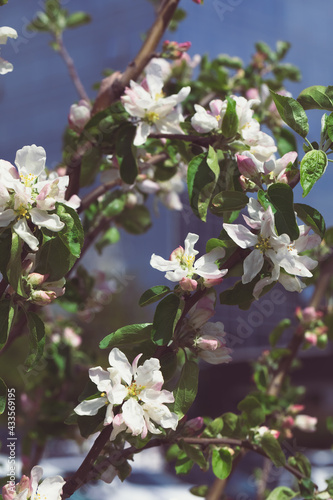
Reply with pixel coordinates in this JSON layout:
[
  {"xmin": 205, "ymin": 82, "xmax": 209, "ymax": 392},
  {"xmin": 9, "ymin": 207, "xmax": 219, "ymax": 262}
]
[
  {"xmin": 20, "ymin": 173, "xmax": 37, "ymax": 187},
  {"xmin": 154, "ymin": 91, "xmax": 165, "ymax": 100},
  {"xmin": 215, "ymin": 114, "xmax": 221, "ymax": 121},
  {"xmin": 254, "ymin": 235, "xmax": 272, "ymax": 253},
  {"xmin": 181, "ymin": 254, "xmax": 195, "ymax": 270},
  {"xmin": 144, "ymin": 111, "xmax": 160, "ymax": 124},
  {"xmin": 127, "ymin": 382, "xmax": 144, "ymax": 398},
  {"xmin": 15, "ymin": 204, "xmax": 30, "ymax": 219}
]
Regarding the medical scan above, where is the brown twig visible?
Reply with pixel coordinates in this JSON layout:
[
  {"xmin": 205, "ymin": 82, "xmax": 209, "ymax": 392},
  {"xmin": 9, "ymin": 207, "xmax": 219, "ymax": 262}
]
[
  {"xmin": 92, "ymin": 0, "xmax": 181, "ymax": 114},
  {"xmin": 56, "ymin": 34, "xmax": 90, "ymax": 102},
  {"xmin": 78, "ymin": 180, "xmax": 122, "ymax": 214}
]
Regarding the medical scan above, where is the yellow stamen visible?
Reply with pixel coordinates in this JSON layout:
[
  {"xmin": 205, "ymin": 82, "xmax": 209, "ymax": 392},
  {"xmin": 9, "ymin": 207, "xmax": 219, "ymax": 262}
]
[
  {"xmin": 254, "ymin": 235, "xmax": 272, "ymax": 253},
  {"xmin": 20, "ymin": 173, "xmax": 37, "ymax": 187},
  {"xmin": 144, "ymin": 111, "xmax": 160, "ymax": 124},
  {"xmin": 215, "ymin": 114, "xmax": 221, "ymax": 121},
  {"xmin": 127, "ymin": 383, "xmax": 145, "ymax": 398},
  {"xmin": 15, "ymin": 205, "xmax": 29, "ymax": 219},
  {"xmin": 154, "ymin": 91, "xmax": 165, "ymax": 100}
]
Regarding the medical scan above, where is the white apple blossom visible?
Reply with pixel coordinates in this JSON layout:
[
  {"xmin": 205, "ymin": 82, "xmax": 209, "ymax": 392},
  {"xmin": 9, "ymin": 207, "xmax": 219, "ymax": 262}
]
[
  {"xmin": 224, "ymin": 201, "xmax": 320, "ymax": 298},
  {"xmin": 0, "ymin": 145, "xmax": 80, "ymax": 251},
  {"xmin": 68, "ymin": 99, "xmax": 92, "ymax": 132},
  {"xmin": 74, "ymin": 348, "xmax": 178, "ymax": 441},
  {"xmin": 294, "ymin": 414, "xmax": 318, "ymax": 432},
  {"xmin": 2, "ymin": 466, "xmax": 64, "ymax": 500},
  {"xmin": 191, "ymin": 95, "xmax": 277, "ymax": 161},
  {"xmin": 121, "ymin": 62, "xmax": 190, "ymax": 146},
  {"xmin": 0, "ymin": 27, "xmax": 18, "ymax": 75},
  {"xmin": 150, "ymin": 232, "xmax": 227, "ymax": 291}
]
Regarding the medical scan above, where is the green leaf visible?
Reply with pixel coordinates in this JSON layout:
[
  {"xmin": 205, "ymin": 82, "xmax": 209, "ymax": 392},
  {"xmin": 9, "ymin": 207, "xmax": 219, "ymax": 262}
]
[
  {"xmin": 180, "ymin": 441, "xmax": 207, "ymax": 469},
  {"xmin": 77, "ymin": 406, "xmax": 106, "ymax": 438},
  {"xmin": 238, "ymin": 395, "xmax": 265, "ymax": 426},
  {"xmin": 294, "ymin": 203, "xmax": 325, "ymax": 238},
  {"xmin": 116, "ymin": 123, "xmax": 138, "ymax": 185},
  {"xmin": 220, "ymin": 280, "xmax": 258, "ymax": 310},
  {"xmin": 275, "ymin": 128, "xmax": 298, "ymax": 157},
  {"xmin": 222, "ymin": 412, "xmax": 239, "ymax": 436},
  {"xmin": 95, "ymin": 227, "xmax": 120, "ymax": 254},
  {"xmin": 0, "ymin": 229, "xmax": 11, "ymax": 278},
  {"xmin": 0, "ymin": 378, "xmax": 6, "ymax": 414},
  {"xmin": 266, "ymin": 486, "xmax": 297, "ymax": 500},
  {"xmin": 291, "ymin": 452, "xmax": 311, "ymax": 478},
  {"xmin": 267, "ymin": 183, "xmax": 299, "ymax": 240},
  {"xmin": 0, "ymin": 300, "xmax": 15, "ymax": 350},
  {"xmin": 270, "ymin": 90, "xmax": 309, "ymax": 138},
  {"xmin": 173, "ymin": 360, "xmax": 199, "ymax": 418},
  {"xmin": 297, "ymin": 85, "xmax": 333, "ymax": 111},
  {"xmin": 189, "ymin": 485, "xmax": 209, "ymax": 497},
  {"xmin": 300, "ymin": 149, "xmax": 328, "ymax": 197},
  {"xmin": 269, "ymin": 318, "xmax": 291, "ymax": 347},
  {"xmin": 187, "ymin": 147, "xmax": 220, "ymax": 221},
  {"xmin": 327, "ymin": 416, "xmax": 333, "ymax": 434},
  {"xmin": 211, "ymin": 191, "xmax": 248, "ymax": 214},
  {"xmin": 211, "ymin": 448, "xmax": 232, "ymax": 480},
  {"xmin": 207, "ymin": 417, "xmax": 224, "ymax": 436},
  {"xmin": 66, "ymin": 11, "xmax": 91, "ymax": 28},
  {"xmin": 99, "ymin": 323, "xmax": 152, "ymax": 349},
  {"xmin": 175, "ymin": 453, "xmax": 193, "ymax": 475},
  {"xmin": 326, "ymin": 112, "xmax": 333, "ymax": 142},
  {"xmin": 116, "ymin": 206, "xmax": 152, "ymax": 234},
  {"xmin": 25, "ymin": 312, "xmax": 46, "ymax": 370},
  {"xmin": 139, "ymin": 286, "xmax": 171, "ymax": 307},
  {"xmin": 151, "ymin": 294, "xmax": 180, "ymax": 346},
  {"xmin": 206, "ymin": 237, "xmax": 234, "ymax": 253},
  {"xmin": 222, "ymin": 97, "xmax": 239, "ymax": 138},
  {"xmin": 299, "ymin": 478, "xmax": 315, "ymax": 499},
  {"xmin": 7, "ymin": 232, "xmax": 26, "ymax": 297},
  {"xmin": 56, "ymin": 204, "xmax": 84, "ymax": 258},
  {"xmin": 253, "ymin": 365, "xmax": 269, "ymax": 391},
  {"xmin": 261, "ymin": 432, "xmax": 286, "ymax": 467}
]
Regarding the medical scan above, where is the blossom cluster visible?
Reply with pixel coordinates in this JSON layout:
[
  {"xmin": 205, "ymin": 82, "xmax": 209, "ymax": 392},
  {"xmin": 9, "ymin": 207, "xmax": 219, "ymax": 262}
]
[
  {"xmin": 2, "ymin": 466, "xmax": 64, "ymax": 500},
  {"xmin": 0, "ymin": 145, "xmax": 80, "ymax": 251},
  {"xmin": 74, "ymin": 348, "xmax": 178, "ymax": 441}
]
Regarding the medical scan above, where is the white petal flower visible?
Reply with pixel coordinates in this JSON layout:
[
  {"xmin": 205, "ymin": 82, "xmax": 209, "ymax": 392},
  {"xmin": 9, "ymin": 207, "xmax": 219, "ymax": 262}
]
[
  {"xmin": 150, "ymin": 232, "xmax": 227, "ymax": 288},
  {"xmin": 0, "ymin": 27, "xmax": 18, "ymax": 75},
  {"xmin": 2, "ymin": 466, "xmax": 65, "ymax": 500},
  {"xmin": 75, "ymin": 347, "xmax": 178, "ymax": 440}
]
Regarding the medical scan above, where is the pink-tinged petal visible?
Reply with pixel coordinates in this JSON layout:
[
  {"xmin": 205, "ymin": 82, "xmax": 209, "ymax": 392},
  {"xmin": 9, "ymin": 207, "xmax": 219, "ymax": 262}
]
[
  {"xmin": 242, "ymin": 250, "xmax": 264, "ymax": 283},
  {"xmin": 108, "ymin": 348, "xmax": 132, "ymax": 385},
  {"xmin": 237, "ymin": 151, "xmax": 263, "ymax": 176},
  {"xmin": 13, "ymin": 219, "xmax": 39, "ymax": 251},
  {"xmin": 66, "ymin": 194, "xmax": 81, "ymax": 210},
  {"xmin": 122, "ymin": 398, "xmax": 145, "ymax": 436},
  {"xmin": 30, "ymin": 209, "xmax": 64, "ymax": 232},
  {"xmin": 276, "ymin": 151, "xmax": 298, "ymax": 171},
  {"xmin": 175, "ymin": 86, "xmax": 191, "ymax": 104},
  {"xmin": 191, "ymin": 107, "xmax": 218, "ymax": 133},
  {"xmin": 223, "ymin": 223, "xmax": 257, "ymax": 248},
  {"xmin": 199, "ymin": 346, "xmax": 232, "ymax": 365},
  {"xmin": 74, "ymin": 397, "xmax": 107, "ymax": 416},
  {"xmin": 131, "ymin": 353, "xmax": 143, "ymax": 376},
  {"xmin": 15, "ymin": 145, "xmax": 46, "ymax": 178},
  {"xmin": 135, "ymin": 357, "xmax": 162, "ymax": 388},
  {"xmin": 104, "ymin": 404, "xmax": 114, "ymax": 425},
  {"xmin": 88, "ymin": 366, "xmax": 110, "ymax": 392},
  {"xmin": 134, "ymin": 122, "xmax": 151, "ymax": 146},
  {"xmin": 0, "ymin": 159, "xmax": 19, "ymax": 181},
  {"xmin": 209, "ymin": 99, "xmax": 223, "ymax": 116},
  {"xmin": 195, "ymin": 247, "xmax": 225, "ymax": 274},
  {"xmin": 110, "ymin": 414, "xmax": 127, "ymax": 441},
  {"xmin": 165, "ymin": 268, "xmax": 187, "ymax": 282},
  {"xmin": 0, "ymin": 209, "xmax": 16, "ymax": 227},
  {"xmin": 30, "ymin": 466, "xmax": 43, "ymax": 496},
  {"xmin": 180, "ymin": 276, "xmax": 197, "ymax": 291}
]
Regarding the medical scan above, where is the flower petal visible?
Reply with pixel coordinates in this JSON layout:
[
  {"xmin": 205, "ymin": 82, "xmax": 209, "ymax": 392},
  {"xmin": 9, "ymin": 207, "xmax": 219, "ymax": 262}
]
[
  {"xmin": 74, "ymin": 397, "xmax": 107, "ymax": 416},
  {"xmin": 0, "ymin": 209, "xmax": 16, "ymax": 227},
  {"xmin": 15, "ymin": 145, "xmax": 46, "ymax": 178},
  {"xmin": 13, "ymin": 218, "xmax": 39, "ymax": 251},
  {"xmin": 30, "ymin": 208, "xmax": 64, "ymax": 232},
  {"xmin": 108, "ymin": 348, "xmax": 132, "ymax": 385},
  {"xmin": 223, "ymin": 223, "xmax": 257, "ymax": 248},
  {"xmin": 122, "ymin": 398, "xmax": 145, "ymax": 436},
  {"xmin": 242, "ymin": 250, "xmax": 264, "ymax": 283},
  {"xmin": 88, "ymin": 366, "xmax": 111, "ymax": 392}
]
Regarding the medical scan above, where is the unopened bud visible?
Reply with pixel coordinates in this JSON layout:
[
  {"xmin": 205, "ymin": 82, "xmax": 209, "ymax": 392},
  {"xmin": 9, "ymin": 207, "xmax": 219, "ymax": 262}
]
[
  {"xmin": 180, "ymin": 276, "xmax": 197, "ymax": 292},
  {"xmin": 68, "ymin": 100, "xmax": 91, "ymax": 133}
]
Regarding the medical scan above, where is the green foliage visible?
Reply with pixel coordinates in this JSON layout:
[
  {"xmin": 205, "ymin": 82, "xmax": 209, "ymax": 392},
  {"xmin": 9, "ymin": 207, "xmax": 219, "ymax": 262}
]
[
  {"xmin": 180, "ymin": 441, "xmax": 207, "ymax": 469},
  {"xmin": 139, "ymin": 286, "xmax": 171, "ymax": 307},
  {"xmin": 259, "ymin": 184, "xmax": 299, "ymax": 240},
  {"xmin": 27, "ymin": 1, "xmax": 91, "ymax": 36},
  {"xmin": 99, "ymin": 324, "xmax": 152, "ymax": 350},
  {"xmin": 95, "ymin": 227, "xmax": 120, "ymax": 254},
  {"xmin": 220, "ymin": 279, "xmax": 258, "ymax": 310},
  {"xmin": 116, "ymin": 123, "xmax": 138, "ymax": 184},
  {"xmin": 222, "ymin": 97, "xmax": 239, "ymax": 138},
  {"xmin": 65, "ymin": 12, "xmax": 91, "ymax": 29},
  {"xmin": 173, "ymin": 360, "xmax": 199, "ymax": 418},
  {"xmin": 25, "ymin": 312, "xmax": 46, "ymax": 370},
  {"xmin": 115, "ymin": 206, "xmax": 152, "ymax": 234},
  {"xmin": 0, "ymin": 378, "xmax": 6, "ymax": 415},
  {"xmin": 238, "ymin": 395, "xmax": 265, "ymax": 427},
  {"xmin": 211, "ymin": 448, "xmax": 232, "ymax": 480},
  {"xmin": 288, "ymin": 452, "xmax": 311, "ymax": 478},
  {"xmin": 294, "ymin": 203, "xmax": 326, "ymax": 238},
  {"xmin": 300, "ymin": 149, "xmax": 328, "ymax": 197},
  {"xmin": 189, "ymin": 485, "xmax": 209, "ymax": 497},
  {"xmin": 266, "ymin": 487, "xmax": 297, "ymax": 500},
  {"xmin": 297, "ymin": 85, "xmax": 333, "ymax": 111},
  {"xmin": 0, "ymin": 300, "xmax": 15, "ymax": 350},
  {"xmin": 299, "ymin": 478, "xmax": 315, "ymax": 499},
  {"xmin": 151, "ymin": 294, "xmax": 181, "ymax": 346},
  {"xmin": 270, "ymin": 90, "xmax": 309, "ymax": 138},
  {"xmin": 261, "ymin": 432, "xmax": 286, "ymax": 467},
  {"xmin": 269, "ymin": 319, "xmax": 291, "ymax": 347},
  {"xmin": 211, "ymin": 191, "xmax": 248, "ymax": 215},
  {"xmin": 187, "ymin": 146, "xmax": 220, "ymax": 221},
  {"xmin": 7, "ymin": 232, "xmax": 26, "ymax": 297}
]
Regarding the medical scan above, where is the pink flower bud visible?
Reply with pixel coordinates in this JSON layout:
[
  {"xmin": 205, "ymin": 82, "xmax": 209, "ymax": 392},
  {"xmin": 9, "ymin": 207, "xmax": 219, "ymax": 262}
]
[
  {"xmin": 2, "ymin": 484, "xmax": 15, "ymax": 500},
  {"xmin": 31, "ymin": 290, "xmax": 56, "ymax": 306},
  {"xmin": 63, "ymin": 327, "xmax": 82, "ymax": 347},
  {"xmin": 288, "ymin": 404, "xmax": 305, "ymax": 415},
  {"xmin": 282, "ymin": 416, "xmax": 295, "ymax": 429},
  {"xmin": 302, "ymin": 307, "xmax": 322, "ymax": 322},
  {"xmin": 18, "ymin": 476, "xmax": 31, "ymax": 495},
  {"xmin": 294, "ymin": 415, "xmax": 317, "ymax": 432},
  {"xmin": 180, "ymin": 276, "xmax": 197, "ymax": 291},
  {"xmin": 68, "ymin": 100, "xmax": 91, "ymax": 133},
  {"xmin": 304, "ymin": 332, "xmax": 317, "ymax": 345},
  {"xmin": 27, "ymin": 273, "xmax": 47, "ymax": 287},
  {"xmin": 203, "ymin": 276, "xmax": 223, "ymax": 288},
  {"xmin": 246, "ymin": 88, "xmax": 260, "ymax": 100},
  {"xmin": 184, "ymin": 416, "xmax": 204, "ymax": 434},
  {"xmin": 192, "ymin": 0, "xmax": 203, "ymax": 3},
  {"xmin": 236, "ymin": 154, "xmax": 262, "ymax": 177},
  {"xmin": 196, "ymin": 335, "xmax": 220, "ymax": 351}
]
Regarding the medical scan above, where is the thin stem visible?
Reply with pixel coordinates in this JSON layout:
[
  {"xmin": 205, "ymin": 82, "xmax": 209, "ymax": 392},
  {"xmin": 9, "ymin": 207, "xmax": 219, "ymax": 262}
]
[
  {"xmin": 78, "ymin": 180, "xmax": 121, "ymax": 214},
  {"xmin": 55, "ymin": 34, "xmax": 90, "ymax": 102}
]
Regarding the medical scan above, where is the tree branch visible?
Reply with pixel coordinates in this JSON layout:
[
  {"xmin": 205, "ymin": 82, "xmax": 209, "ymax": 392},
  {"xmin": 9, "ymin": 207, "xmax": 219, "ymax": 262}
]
[{"xmin": 56, "ymin": 34, "xmax": 90, "ymax": 102}]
